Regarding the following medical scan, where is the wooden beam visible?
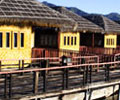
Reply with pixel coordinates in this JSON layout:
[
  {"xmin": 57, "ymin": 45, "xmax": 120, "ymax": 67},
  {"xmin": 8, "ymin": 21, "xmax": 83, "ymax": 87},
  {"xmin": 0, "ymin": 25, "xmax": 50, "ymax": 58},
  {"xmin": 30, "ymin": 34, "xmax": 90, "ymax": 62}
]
[
  {"xmin": 9, "ymin": 74, "xmax": 12, "ymax": 98},
  {"xmin": 33, "ymin": 72, "xmax": 39, "ymax": 94},
  {"xmin": 4, "ymin": 74, "xmax": 7, "ymax": 98}
]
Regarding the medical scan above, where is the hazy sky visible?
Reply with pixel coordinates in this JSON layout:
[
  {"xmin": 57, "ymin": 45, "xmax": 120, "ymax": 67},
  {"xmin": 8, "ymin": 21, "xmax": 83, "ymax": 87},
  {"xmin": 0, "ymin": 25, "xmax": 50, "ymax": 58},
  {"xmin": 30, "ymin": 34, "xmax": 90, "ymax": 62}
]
[{"xmin": 38, "ymin": 0, "xmax": 120, "ymax": 14}]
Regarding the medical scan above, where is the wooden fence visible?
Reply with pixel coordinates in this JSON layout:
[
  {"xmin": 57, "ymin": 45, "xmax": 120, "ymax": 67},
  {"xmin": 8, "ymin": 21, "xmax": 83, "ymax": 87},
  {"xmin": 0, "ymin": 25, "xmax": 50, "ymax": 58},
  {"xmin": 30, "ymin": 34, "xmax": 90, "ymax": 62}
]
[{"xmin": 0, "ymin": 60, "xmax": 120, "ymax": 99}]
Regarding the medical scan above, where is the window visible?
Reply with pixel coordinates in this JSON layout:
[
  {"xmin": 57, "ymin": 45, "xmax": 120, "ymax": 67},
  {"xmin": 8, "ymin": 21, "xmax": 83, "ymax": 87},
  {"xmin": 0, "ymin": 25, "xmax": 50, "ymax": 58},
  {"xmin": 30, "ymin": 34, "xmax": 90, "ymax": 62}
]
[
  {"xmin": 71, "ymin": 37, "xmax": 73, "ymax": 45},
  {"xmin": 14, "ymin": 33, "xmax": 17, "ymax": 47},
  {"xmin": 67, "ymin": 37, "xmax": 70, "ymax": 45},
  {"xmin": 0, "ymin": 33, "xmax": 2, "ymax": 47},
  {"xmin": 64, "ymin": 36, "xmax": 66, "ymax": 45},
  {"xmin": 106, "ymin": 38, "xmax": 115, "ymax": 46},
  {"xmin": 6, "ymin": 32, "xmax": 10, "ymax": 47},
  {"xmin": 74, "ymin": 37, "xmax": 77, "ymax": 45},
  {"xmin": 21, "ymin": 33, "xmax": 24, "ymax": 47},
  {"xmin": 106, "ymin": 39, "xmax": 109, "ymax": 45}
]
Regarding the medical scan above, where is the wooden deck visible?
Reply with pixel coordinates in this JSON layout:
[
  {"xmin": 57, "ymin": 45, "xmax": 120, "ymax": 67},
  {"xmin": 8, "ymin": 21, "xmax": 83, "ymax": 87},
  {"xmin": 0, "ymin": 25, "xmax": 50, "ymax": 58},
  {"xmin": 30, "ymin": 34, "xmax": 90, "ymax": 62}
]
[{"xmin": 0, "ymin": 60, "xmax": 120, "ymax": 100}]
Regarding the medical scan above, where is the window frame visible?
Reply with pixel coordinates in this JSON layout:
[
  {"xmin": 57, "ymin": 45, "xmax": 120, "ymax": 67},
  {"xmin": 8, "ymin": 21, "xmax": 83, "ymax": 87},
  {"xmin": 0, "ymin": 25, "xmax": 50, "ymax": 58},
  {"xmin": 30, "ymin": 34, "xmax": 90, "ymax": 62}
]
[
  {"xmin": 14, "ymin": 32, "xmax": 18, "ymax": 48},
  {"xmin": 0, "ymin": 32, "xmax": 3, "ymax": 48},
  {"xmin": 6, "ymin": 32, "xmax": 10, "ymax": 48},
  {"xmin": 71, "ymin": 36, "xmax": 73, "ymax": 45},
  {"xmin": 64, "ymin": 36, "xmax": 66, "ymax": 45},
  {"xmin": 20, "ymin": 33, "xmax": 24, "ymax": 48},
  {"xmin": 74, "ymin": 37, "xmax": 77, "ymax": 45},
  {"xmin": 67, "ymin": 36, "xmax": 70, "ymax": 45}
]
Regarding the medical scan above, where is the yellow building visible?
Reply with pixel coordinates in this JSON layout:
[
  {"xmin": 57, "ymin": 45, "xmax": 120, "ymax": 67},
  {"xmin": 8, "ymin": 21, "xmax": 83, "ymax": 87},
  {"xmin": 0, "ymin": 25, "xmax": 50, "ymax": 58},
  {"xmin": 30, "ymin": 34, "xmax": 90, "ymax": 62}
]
[
  {"xmin": 0, "ymin": 25, "xmax": 32, "ymax": 68},
  {"xmin": 82, "ymin": 15, "xmax": 120, "ymax": 54},
  {"xmin": 104, "ymin": 34, "xmax": 117, "ymax": 48},
  {"xmin": 59, "ymin": 32, "xmax": 79, "ymax": 51},
  {"xmin": 0, "ymin": 0, "xmax": 73, "ymax": 68},
  {"xmin": 52, "ymin": 7, "xmax": 104, "ymax": 56}
]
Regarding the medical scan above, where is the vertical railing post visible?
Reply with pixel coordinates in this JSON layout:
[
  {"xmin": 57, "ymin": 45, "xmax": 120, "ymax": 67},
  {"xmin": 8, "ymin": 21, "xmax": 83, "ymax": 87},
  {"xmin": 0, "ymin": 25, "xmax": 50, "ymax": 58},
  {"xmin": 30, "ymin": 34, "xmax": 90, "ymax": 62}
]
[
  {"xmin": 41, "ymin": 59, "xmax": 48, "ymax": 93},
  {"xmin": 97, "ymin": 57, "xmax": 99, "ymax": 72},
  {"xmin": 4, "ymin": 74, "xmax": 7, "ymax": 98},
  {"xmin": 62, "ymin": 68, "xmax": 65, "ymax": 90},
  {"xmin": 86, "ymin": 66, "xmax": 89, "ymax": 84},
  {"xmin": 22, "ymin": 60, "xmax": 24, "ymax": 70},
  {"xmin": 0, "ymin": 61, "xmax": 1, "ymax": 72},
  {"xmin": 66, "ymin": 68, "xmax": 69, "ymax": 89},
  {"xmin": 118, "ymin": 84, "xmax": 120, "ymax": 100},
  {"xmin": 19, "ymin": 60, "xmax": 21, "ymax": 70},
  {"xmin": 9, "ymin": 74, "xmax": 12, "ymax": 98},
  {"xmin": 43, "ymin": 70, "xmax": 46, "ymax": 93},
  {"xmin": 105, "ymin": 64, "xmax": 107, "ymax": 81},
  {"xmin": 89, "ymin": 65, "xmax": 92, "ymax": 83},
  {"xmin": 83, "ymin": 67, "xmax": 86, "ymax": 86},
  {"xmin": 105, "ymin": 64, "xmax": 110, "ymax": 81},
  {"xmin": 107, "ymin": 64, "xmax": 110, "ymax": 81},
  {"xmin": 33, "ymin": 71, "xmax": 39, "ymax": 94}
]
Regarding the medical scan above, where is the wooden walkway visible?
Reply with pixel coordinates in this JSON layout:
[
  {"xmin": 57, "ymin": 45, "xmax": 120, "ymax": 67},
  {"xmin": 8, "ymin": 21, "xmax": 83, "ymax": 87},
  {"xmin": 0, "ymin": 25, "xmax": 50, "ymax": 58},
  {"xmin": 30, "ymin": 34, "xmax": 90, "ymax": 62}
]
[{"xmin": 0, "ymin": 60, "xmax": 120, "ymax": 100}]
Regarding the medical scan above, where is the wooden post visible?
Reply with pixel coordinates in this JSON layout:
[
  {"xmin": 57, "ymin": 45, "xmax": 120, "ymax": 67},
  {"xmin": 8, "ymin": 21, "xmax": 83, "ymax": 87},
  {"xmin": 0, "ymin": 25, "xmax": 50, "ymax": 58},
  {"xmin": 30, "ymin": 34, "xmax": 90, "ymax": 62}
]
[
  {"xmin": 86, "ymin": 66, "xmax": 89, "ymax": 84},
  {"xmin": 0, "ymin": 61, "xmax": 1, "ymax": 72},
  {"xmin": 4, "ymin": 74, "xmax": 7, "ymax": 98},
  {"xmin": 97, "ymin": 57, "xmax": 99, "ymax": 72},
  {"xmin": 107, "ymin": 65, "xmax": 110, "ymax": 81},
  {"xmin": 19, "ymin": 60, "xmax": 21, "ymax": 70},
  {"xmin": 62, "ymin": 69, "xmax": 65, "ymax": 90},
  {"xmin": 9, "ymin": 74, "xmax": 12, "ymax": 98},
  {"xmin": 90, "ymin": 66, "xmax": 92, "ymax": 83},
  {"xmin": 105, "ymin": 64, "xmax": 110, "ymax": 81},
  {"xmin": 83, "ymin": 67, "xmax": 86, "ymax": 86},
  {"xmin": 66, "ymin": 68, "xmax": 69, "ymax": 89},
  {"xmin": 43, "ymin": 70, "xmax": 47, "ymax": 93},
  {"xmin": 118, "ymin": 84, "xmax": 120, "ymax": 100},
  {"xmin": 33, "ymin": 71, "xmax": 39, "ymax": 94},
  {"xmin": 22, "ymin": 60, "xmax": 24, "ymax": 70}
]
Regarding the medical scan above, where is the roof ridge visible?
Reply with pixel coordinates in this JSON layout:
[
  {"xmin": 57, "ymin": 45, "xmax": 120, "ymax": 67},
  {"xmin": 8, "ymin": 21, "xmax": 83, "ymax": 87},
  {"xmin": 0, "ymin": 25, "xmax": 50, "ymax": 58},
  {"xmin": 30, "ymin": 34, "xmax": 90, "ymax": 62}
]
[{"xmin": 101, "ymin": 15, "xmax": 107, "ymax": 31}]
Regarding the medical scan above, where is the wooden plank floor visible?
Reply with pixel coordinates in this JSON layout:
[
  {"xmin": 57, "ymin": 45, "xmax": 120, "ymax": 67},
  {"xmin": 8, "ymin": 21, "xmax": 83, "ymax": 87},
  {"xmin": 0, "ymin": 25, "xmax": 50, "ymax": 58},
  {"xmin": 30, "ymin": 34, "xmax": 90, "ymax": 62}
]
[{"xmin": 0, "ymin": 66, "xmax": 120, "ymax": 100}]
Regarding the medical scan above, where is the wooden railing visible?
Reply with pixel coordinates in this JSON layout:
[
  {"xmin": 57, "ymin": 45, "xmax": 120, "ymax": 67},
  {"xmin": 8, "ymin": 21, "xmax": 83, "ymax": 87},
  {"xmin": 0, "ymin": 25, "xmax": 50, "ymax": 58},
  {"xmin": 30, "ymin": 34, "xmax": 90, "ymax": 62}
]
[
  {"xmin": 32, "ymin": 48, "xmax": 94, "ymax": 58},
  {"xmin": 0, "ymin": 61, "xmax": 120, "ymax": 99},
  {"xmin": 80, "ymin": 46, "xmax": 120, "ymax": 55},
  {"xmin": 0, "ymin": 55, "xmax": 99, "ymax": 71}
]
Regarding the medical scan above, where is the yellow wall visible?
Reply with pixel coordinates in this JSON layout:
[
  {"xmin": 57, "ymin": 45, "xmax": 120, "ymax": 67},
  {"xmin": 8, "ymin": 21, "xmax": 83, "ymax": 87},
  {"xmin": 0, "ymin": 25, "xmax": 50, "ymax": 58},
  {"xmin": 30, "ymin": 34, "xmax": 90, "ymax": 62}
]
[
  {"xmin": 104, "ymin": 34, "xmax": 117, "ymax": 48},
  {"xmin": 0, "ymin": 25, "xmax": 32, "ymax": 68},
  {"xmin": 59, "ymin": 32, "xmax": 80, "ymax": 51}
]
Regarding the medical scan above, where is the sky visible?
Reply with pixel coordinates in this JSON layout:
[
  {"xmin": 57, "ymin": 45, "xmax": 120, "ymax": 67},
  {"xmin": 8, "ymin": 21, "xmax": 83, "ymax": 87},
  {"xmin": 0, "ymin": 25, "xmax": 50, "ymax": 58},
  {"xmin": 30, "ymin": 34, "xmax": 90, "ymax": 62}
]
[{"xmin": 38, "ymin": 0, "xmax": 120, "ymax": 14}]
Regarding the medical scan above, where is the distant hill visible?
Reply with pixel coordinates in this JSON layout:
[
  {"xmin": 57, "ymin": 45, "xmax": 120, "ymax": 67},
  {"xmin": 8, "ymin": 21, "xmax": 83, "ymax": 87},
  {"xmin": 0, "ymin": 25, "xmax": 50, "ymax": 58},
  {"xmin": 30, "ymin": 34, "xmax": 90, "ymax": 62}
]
[
  {"xmin": 105, "ymin": 13, "xmax": 120, "ymax": 21},
  {"xmin": 66, "ymin": 7, "xmax": 88, "ymax": 16},
  {"xmin": 42, "ymin": 1, "xmax": 120, "ymax": 22},
  {"xmin": 42, "ymin": 1, "xmax": 89, "ymax": 16},
  {"xmin": 42, "ymin": 1, "xmax": 56, "ymax": 7}
]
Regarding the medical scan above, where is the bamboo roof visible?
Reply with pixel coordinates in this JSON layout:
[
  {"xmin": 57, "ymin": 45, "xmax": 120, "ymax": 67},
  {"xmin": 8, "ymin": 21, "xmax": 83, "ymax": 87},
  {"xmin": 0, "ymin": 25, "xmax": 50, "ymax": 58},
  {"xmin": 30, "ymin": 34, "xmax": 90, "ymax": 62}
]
[
  {"xmin": 0, "ymin": 0, "xmax": 74, "ymax": 27},
  {"xmin": 84, "ymin": 14, "xmax": 120, "ymax": 34},
  {"xmin": 52, "ymin": 7, "xmax": 104, "ymax": 33}
]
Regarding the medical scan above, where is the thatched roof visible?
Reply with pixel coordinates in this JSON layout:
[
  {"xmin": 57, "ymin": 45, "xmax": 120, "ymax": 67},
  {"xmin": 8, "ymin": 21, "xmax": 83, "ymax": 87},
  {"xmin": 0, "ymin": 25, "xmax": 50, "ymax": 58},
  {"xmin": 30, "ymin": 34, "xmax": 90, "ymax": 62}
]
[
  {"xmin": 0, "ymin": 0, "xmax": 74, "ymax": 27},
  {"xmin": 84, "ymin": 14, "xmax": 120, "ymax": 34},
  {"xmin": 52, "ymin": 7, "xmax": 104, "ymax": 33}
]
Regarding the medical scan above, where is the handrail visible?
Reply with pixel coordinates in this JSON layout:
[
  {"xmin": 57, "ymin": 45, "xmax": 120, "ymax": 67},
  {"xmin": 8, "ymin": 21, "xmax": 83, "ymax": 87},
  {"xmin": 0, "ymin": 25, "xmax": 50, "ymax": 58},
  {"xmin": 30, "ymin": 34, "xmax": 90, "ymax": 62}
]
[
  {"xmin": 0, "ymin": 57, "xmax": 60, "ymax": 61},
  {"xmin": 0, "ymin": 55, "xmax": 99, "ymax": 61},
  {"xmin": 0, "ymin": 61, "xmax": 119, "ymax": 75}
]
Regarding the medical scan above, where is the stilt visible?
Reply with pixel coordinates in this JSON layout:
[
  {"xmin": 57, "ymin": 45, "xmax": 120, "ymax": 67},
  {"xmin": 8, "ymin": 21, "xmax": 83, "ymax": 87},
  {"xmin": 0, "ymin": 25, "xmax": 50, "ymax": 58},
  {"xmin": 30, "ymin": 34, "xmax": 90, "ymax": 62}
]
[
  {"xmin": 85, "ymin": 89, "xmax": 92, "ymax": 100},
  {"xmin": 33, "ymin": 72, "xmax": 39, "ymax": 94},
  {"xmin": 118, "ymin": 84, "xmax": 120, "ymax": 100}
]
